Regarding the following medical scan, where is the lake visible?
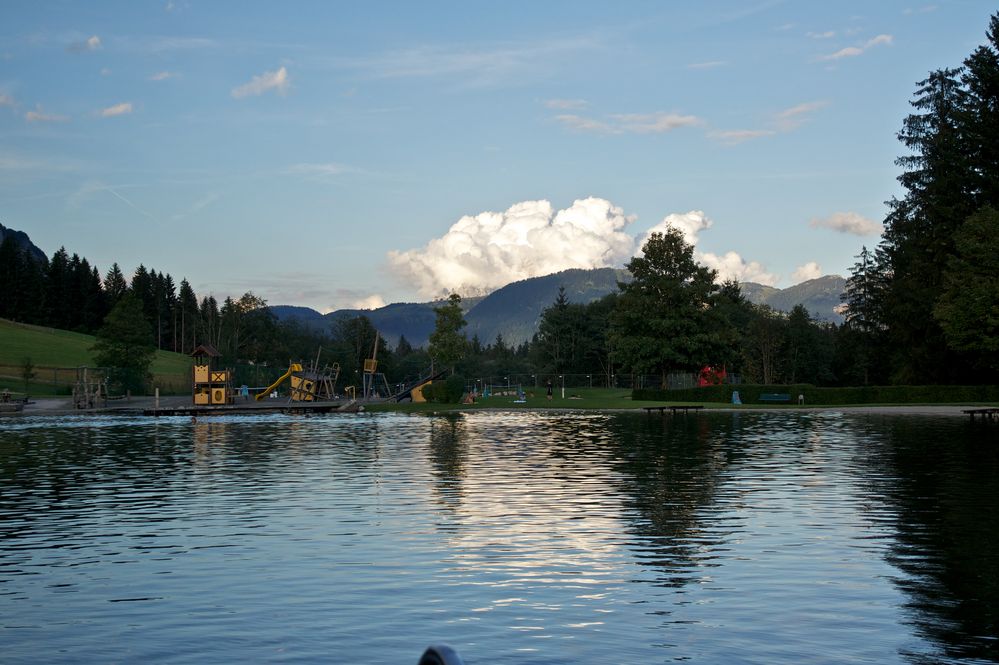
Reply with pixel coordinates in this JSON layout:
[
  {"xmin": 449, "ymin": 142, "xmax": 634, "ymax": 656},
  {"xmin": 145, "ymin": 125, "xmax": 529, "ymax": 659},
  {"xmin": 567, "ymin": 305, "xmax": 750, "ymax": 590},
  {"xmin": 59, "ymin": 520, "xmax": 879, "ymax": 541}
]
[{"xmin": 1, "ymin": 411, "xmax": 997, "ymax": 664}]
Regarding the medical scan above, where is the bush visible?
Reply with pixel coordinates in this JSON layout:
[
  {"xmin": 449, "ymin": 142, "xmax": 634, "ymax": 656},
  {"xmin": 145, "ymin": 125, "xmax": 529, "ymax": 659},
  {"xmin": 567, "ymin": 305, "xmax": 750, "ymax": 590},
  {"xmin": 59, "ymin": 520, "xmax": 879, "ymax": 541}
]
[
  {"xmin": 423, "ymin": 373, "xmax": 467, "ymax": 403},
  {"xmin": 633, "ymin": 384, "xmax": 999, "ymax": 405}
]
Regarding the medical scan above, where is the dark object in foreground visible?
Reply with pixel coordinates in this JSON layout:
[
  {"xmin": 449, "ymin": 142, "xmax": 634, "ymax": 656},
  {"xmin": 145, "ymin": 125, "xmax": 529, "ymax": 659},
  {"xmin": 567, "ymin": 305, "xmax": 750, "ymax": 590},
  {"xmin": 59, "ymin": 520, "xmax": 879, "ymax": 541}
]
[{"xmin": 419, "ymin": 644, "xmax": 465, "ymax": 665}]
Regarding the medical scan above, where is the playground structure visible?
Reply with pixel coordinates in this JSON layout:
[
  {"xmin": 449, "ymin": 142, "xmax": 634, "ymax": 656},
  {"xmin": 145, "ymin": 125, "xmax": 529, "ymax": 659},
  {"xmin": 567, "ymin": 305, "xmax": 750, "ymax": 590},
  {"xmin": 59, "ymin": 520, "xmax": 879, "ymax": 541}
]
[
  {"xmin": 481, "ymin": 381, "xmax": 524, "ymax": 400},
  {"xmin": 192, "ymin": 344, "xmax": 233, "ymax": 406},
  {"xmin": 73, "ymin": 366, "xmax": 109, "ymax": 409},
  {"xmin": 255, "ymin": 349, "xmax": 341, "ymax": 402},
  {"xmin": 361, "ymin": 332, "xmax": 391, "ymax": 400}
]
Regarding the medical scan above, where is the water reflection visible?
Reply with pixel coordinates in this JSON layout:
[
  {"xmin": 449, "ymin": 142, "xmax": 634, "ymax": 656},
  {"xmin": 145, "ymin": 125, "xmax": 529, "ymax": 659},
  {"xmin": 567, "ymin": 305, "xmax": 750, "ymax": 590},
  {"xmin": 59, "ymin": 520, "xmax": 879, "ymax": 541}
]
[
  {"xmin": 1, "ymin": 411, "xmax": 998, "ymax": 664},
  {"xmin": 427, "ymin": 414, "xmax": 468, "ymax": 514},
  {"xmin": 867, "ymin": 418, "xmax": 999, "ymax": 663},
  {"xmin": 604, "ymin": 414, "xmax": 736, "ymax": 589}
]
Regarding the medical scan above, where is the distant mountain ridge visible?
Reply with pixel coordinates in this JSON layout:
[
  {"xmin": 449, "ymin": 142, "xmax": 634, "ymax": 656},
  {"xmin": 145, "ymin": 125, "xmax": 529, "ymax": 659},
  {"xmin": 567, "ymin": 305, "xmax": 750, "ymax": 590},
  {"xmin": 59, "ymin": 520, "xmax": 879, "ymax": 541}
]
[
  {"xmin": 0, "ymin": 223, "xmax": 48, "ymax": 264},
  {"xmin": 271, "ymin": 269, "xmax": 847, "ymax": 348}
]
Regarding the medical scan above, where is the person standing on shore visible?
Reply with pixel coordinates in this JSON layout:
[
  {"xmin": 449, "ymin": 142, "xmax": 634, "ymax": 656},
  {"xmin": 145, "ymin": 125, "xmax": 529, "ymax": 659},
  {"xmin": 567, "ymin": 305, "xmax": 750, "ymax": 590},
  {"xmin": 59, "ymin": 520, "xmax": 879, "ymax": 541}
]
[{"xmin": 546, "ymin": 379, "xmax": 553, "ymax": 400}]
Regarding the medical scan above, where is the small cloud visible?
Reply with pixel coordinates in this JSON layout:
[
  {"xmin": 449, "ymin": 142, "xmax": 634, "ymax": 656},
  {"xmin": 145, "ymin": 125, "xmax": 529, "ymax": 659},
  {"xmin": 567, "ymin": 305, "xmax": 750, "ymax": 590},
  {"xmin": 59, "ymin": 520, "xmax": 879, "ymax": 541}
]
[
  {"xmin": 687, "ymin": 60, "xmax": 727, "ymax": 69},
  {"xmin": 100, "ymin": 102, "xmax": 133, "ymax": 117},
  {"xmin": 708, "ymin": 129, "xmax": 776, "ymax": 145},
  {"xmin": 774, "ymin": 100, "xmax": 828, "ymax": 131},
  {"xmin": 903, "ymin": 5, "xmax": 937, "ymax": 15},
  {"xmin": 0, "ymin": 93, "xmax": 15, "ymax": 108},
  {"xmin": 554, "ymin": 110, "xmax": 702, "ymax": 135},
  {"xmin": 68, "ymin": 35, "xmax": 102, "ymax": 53},
  {"xmin": 792, "ymin": 261, "xmax": 823, "ymax": 283},
  {"xmin": 709, "ymin": 101, "xmax": 826, "ymax": 145},
  {"xmin": 807, "ymin": 30, "xmax": 836, "ymax": 39},
  {"xmin": 810, "ymin": 211, "xmax": 883, "ymax": 236},
  {"xmin": 286, "ymin": 162, "xmax": 355, "ymax": 178},
  {"xmin": 543, "ymin": 98, "xmax": 588, "ymax": 110},
  {"xmin": 775, "ymin": 23, "xmax": 795, "ymax": 32},
  {"xmin": 820, "ymin": 34, "xmax": 893, "ymax": 61},
  {"xmin": 554, "ymin": 114, "xmax": 615, "ymax": 134},
  {"xmin": 231, "ymin": 66, "xmax": 289, "ymax": 99},
  {"xmin": 612, "ymin": 112, "xmax": 703, "ymax": 134},
  {"xmin": 25, "ymin": 104, "xmax": 69, "ymax": 123},
  {"xmin": 149, "ymin": 71, "xmax": 178, "ymax": 81},
  {"xmin": 100, "ymin": 67, "xmax": 112, "ymax": 76}
]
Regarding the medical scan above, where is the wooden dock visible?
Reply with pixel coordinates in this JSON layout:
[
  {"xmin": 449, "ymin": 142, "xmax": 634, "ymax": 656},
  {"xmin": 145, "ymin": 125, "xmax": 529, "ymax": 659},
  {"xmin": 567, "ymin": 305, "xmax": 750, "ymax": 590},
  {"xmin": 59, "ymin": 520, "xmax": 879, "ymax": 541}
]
[
  {"xmin": 643, "ymin": 405, "xmax": 705, "ymax": 416},
  {"xmin": 143, "ymin": 400, "xmax": 360, "ymax": 417},
  {"xmin": 963, "ymin": 408, "xmax": 999, "ymax": 423}
]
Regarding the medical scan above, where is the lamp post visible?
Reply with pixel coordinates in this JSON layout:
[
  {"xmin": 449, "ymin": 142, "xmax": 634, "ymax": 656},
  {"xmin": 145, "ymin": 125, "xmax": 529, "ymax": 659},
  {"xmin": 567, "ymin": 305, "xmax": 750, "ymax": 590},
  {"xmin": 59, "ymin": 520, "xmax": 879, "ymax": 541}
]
[
  {"xmin": 560, "ymin": 375, "xmax": 564, "ymax": 399},
  {"xmin": 587, "ymin": 374, "xmax": 592, "ymax": 388}
]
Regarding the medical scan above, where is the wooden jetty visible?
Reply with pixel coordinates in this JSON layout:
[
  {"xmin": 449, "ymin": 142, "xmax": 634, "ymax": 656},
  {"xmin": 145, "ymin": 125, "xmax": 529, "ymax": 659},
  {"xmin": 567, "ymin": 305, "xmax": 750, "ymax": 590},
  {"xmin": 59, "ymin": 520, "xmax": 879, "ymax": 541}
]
[
  {"xmin": 963, "ymin": 408, "xmax": 999, "ymax": 423},
  {"xmin": 143, "ymin": 399, "xmax": 361, "ymax": 417},
  {"xmin": 643, "ymin": 405, "xmax": 705, "ymax": 416}
]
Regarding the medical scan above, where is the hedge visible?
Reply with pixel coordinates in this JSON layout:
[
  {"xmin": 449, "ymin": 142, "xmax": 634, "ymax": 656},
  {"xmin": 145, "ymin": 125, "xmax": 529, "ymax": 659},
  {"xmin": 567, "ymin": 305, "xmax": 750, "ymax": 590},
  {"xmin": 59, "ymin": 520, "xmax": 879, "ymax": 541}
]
[
  {"xmin": 421, "ymin": 374, "xmax": 468, "ymax": 404},
  {"xmin": 633, "ymin": 384, "xmax": 999, "ymax": 405}
]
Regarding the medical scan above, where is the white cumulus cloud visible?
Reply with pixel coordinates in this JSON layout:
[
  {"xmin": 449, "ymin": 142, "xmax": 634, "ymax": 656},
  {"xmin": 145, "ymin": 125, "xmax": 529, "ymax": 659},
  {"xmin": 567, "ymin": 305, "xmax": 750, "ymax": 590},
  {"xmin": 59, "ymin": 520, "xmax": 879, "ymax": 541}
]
[
  {"xmin": 792, "ymin": 261, "xmax": 823, "ymax": 283},
  {"xmin": 387, "ymin": 197, "xmax": 637, "ymax": 299},
  {"xmin": 100, "ymin": 102, "xmax": 133, "ymax": 117},
  {"xmin": 231, "ymin": 66, "xmax": 289, "ymax": 99},
  {"xmin": 698, "ymin": 251, "xmax": 779, "ymax": 286},
  {"xmin": 640, "ymin": 210, "xmax": 713, "ymax": 248},
  {"xmin": 641, "ymin": 210, "xmax": 778, "ymax": 285},
  {"xmin": 810, "ymin": 211, "xmax": 883, "ymax": 236},
  {"xmin": 351, "ymin": 294, "xmax": 387, "ymax": 310},
  {"xmin": 390, "ymin": 202, "xmax": 783, "ymax": 297}
]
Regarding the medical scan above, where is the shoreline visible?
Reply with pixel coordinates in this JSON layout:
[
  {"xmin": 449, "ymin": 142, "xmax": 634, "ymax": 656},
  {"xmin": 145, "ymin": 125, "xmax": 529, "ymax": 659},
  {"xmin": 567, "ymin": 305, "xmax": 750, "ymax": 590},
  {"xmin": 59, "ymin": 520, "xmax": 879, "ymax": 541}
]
[{"xmin": 3, "ymin": 396, "xmax": 992, "ymax": 419}]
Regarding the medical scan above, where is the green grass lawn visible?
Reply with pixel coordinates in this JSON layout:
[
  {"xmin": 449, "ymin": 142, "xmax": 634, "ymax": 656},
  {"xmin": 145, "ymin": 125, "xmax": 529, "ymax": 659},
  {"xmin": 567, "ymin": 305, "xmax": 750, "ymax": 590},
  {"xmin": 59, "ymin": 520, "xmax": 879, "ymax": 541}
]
[
  {"xmin": 0, "ymin": 318, "xmax": 191, "ymax": 394},
  {"xmin": 363, "ymin": 386, "xmax": 732, "ymax": 413}
]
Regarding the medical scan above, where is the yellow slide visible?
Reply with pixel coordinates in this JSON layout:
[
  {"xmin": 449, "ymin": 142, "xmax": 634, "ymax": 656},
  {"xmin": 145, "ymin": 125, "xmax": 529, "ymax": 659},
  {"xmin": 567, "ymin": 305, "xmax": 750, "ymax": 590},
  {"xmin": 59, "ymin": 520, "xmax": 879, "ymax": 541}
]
[{"xmin": 255, "ymin": 363, "xmax": 302, "ymax": 401}]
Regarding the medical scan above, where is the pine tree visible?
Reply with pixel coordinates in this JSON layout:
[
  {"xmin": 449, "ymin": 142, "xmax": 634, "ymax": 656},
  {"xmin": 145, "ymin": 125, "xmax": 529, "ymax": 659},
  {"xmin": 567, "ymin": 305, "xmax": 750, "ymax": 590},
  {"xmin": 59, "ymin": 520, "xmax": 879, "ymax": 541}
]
[
  {"xmin": 177, "ymin": 279, "xmax": 198, "ymax": 354},
  {"xmin": 44, "ymin": 248, "xmax": 71, "ymax": 328},
  {"xmin": 880, "ymin": 68, "xmax": 973, "ymax": 383},
  {"xmin": 103, "ymin": 263, "xmax": 128, "ymax": 308}
]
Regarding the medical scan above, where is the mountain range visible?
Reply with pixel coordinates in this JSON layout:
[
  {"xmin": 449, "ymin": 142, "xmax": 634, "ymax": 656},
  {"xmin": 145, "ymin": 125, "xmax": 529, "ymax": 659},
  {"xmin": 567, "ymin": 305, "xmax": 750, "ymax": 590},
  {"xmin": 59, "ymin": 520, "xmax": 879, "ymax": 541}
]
[
  {"xmin": 3, "ymin": 222, "xmax": 847, "ymax": 347},
  {"xmin": 271, "ymin": 269, "xmax": 848, "ymax": 348}
]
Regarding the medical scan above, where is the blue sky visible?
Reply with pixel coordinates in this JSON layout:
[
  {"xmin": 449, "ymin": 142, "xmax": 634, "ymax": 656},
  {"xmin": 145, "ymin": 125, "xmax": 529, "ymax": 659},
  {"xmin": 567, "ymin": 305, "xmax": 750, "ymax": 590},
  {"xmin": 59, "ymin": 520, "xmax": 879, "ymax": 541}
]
[{"xmin": 0, "ymin": 1, "xmax": 993, "ymax": 311}]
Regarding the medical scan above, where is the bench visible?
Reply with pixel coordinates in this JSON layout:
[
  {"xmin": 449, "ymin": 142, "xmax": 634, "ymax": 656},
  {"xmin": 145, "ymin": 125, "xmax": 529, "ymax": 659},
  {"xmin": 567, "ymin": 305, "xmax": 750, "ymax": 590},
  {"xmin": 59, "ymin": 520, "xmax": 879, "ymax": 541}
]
[
  {"xmin": 759, "ymin": 393, "xmax": 791, "ymax": 403},
  {"xmin": 643, "ymin": 405, "xmax": 704, "ymax": 416}
]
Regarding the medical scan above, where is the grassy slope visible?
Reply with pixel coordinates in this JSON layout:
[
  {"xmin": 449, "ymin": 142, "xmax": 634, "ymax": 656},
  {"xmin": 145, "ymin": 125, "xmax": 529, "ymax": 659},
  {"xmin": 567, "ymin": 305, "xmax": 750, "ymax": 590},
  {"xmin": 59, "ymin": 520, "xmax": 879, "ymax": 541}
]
[{"xmin": 0, "ymin": 318, "xmax": 190, "ymax": 392}]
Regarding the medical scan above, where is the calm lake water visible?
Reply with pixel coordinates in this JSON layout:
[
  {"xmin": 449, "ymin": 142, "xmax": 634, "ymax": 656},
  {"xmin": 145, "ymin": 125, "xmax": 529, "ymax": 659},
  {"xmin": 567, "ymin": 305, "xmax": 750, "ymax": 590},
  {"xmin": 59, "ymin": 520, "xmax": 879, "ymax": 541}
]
[{"xmin": 1, "ymin": 411, "xmax": 997, "ymax": 664}]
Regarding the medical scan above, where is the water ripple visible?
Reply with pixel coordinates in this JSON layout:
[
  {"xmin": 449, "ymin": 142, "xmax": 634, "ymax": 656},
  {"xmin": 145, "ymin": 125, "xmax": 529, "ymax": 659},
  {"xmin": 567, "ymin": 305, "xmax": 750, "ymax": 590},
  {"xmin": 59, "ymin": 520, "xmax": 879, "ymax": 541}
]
[{"xmin": 1, "ymin": 411, "xmax": 996, "ymax": 663}]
